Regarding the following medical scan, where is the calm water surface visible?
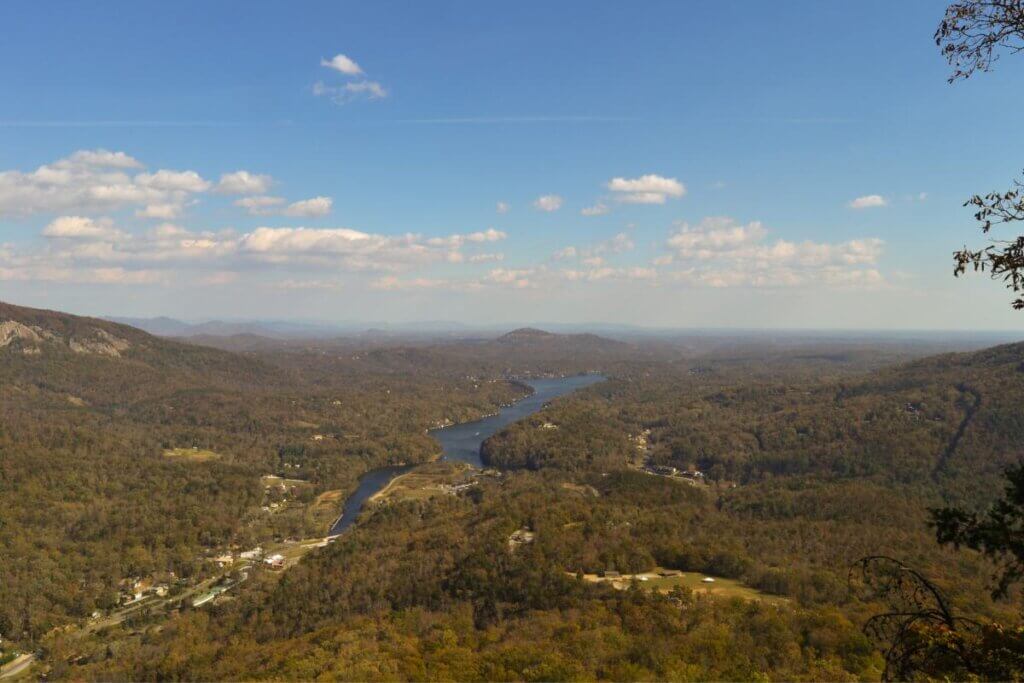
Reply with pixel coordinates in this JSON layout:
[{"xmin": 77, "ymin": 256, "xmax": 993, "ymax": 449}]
[{"xmin": 329, "ymin": 374, "xmax": 605, "ymax": 534}]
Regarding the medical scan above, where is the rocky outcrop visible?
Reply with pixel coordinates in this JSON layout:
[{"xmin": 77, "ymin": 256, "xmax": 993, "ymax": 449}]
[
  {"xmin": 0, "ymin": 320, "xmax": 131, "ymax": 357},
  {"xmin": 0, "ymin": 320, "xmax": 54, "ymax": 354},
  {"xmin": 68, "ymin": 328, "xmax": 131, "ymax": 357}
]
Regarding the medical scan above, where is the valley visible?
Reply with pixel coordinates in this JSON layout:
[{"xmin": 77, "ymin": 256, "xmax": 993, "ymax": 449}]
[{"xmin": 2, "ymin": 301, "xmax": 1023, "ymax": 680}]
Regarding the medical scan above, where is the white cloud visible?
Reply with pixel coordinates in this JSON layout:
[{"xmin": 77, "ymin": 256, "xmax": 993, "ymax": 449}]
[
  {"xmin": 465, "ymin": 228, "xmax": 506, "ymax": 243},
  {"xmin": 135, "ymin": 203, "xmax": 182, "ymax": 220},
  {"xmin": 234, "ymin": 195, "xmax": 332, "ymax": 217},
  {"xmin": 321, "ymin": 54, "xmax": 364, "ymax": 76},
  {"xmin": 607, "ymin": 174, "xmax": 686, "ymax": 204},
  {"xmin": 148, "ymin": 223, "xmax": 191, "ymax": 239},
  {"xmin": 551, "ymin": 233, "xmax": 633, "ymax": 266},
  {"xmin": 345, "ymin": 81, "xmax": 387, "ymax": 99},
  {"xmin": 533, "ymin": 194, "xmax": 563, "ymax": 212},
  {"xmin": 313, "ymin": 80, "xmax": 388, "ymax": 104},
  {"xmin": 232, "ymin": 226, "xmax": 507, "ymax": 272},
  {"xmin": 65, "ymin": 150, "xmax": 142, "ymax": 169},
  {"xmin": 0, "ymin": 150, "xmax": 209, "ymax": 217},
  {"xmin": 216, "ymin": 170, "xmax": 273, "ymax": 195},
  {"xmin": 135, "ymin": 169, "xmax": 210, "ymax": 193},
  {"xmin": 282, "ymin": 196, "xmax": 333, "ymax": 217},
  {"xmin": 848, "ymin": 194, "xmax": 887, "ymax": 209},
  {"xmin": 496, "ymin": 201, "xmax": 510, "ymax": 214},
  {"xmin": 42, "ymin": 216, "xmax": 124, "ymax": 240},
  {"xmin": 581, "ymin": 202, "xmax": 609, "ymax": 216},
  {"xmin": 485, "ymin": 268, "xmax": 535, "ymax": 288},
  {"xmin": 234, "ymin": 195, "xmax": 286, "ymax": 214},
  {"xmin": 663, "ymin": 216, "xmax": 885, "ymax": 289},
  {"xmin": 667, "ymin": 217, "xmax": 767, "ymax": 255}
]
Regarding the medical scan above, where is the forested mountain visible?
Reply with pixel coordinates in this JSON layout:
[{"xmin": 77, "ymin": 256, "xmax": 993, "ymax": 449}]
[
  {"xmin": 4, "ymin": 300, "xmax": 1023, "ymax": 680},
  {"xmin": 495, "ymin": 327, "xmax": 628, "ymax": 353},
  {"xmin": 6, "ymin": 303, "xmax": 1007, "ymax": 680},
  {"xmin": 0, "ymin": 301, "xmax": 528, "ymax": 643}
]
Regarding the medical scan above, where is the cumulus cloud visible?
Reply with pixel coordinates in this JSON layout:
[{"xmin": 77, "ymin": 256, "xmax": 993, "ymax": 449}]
[
  {"xmin": 135, "ymin": 169, "xmax": 210, "ymax": 193},
  {"xmin": 321, "ymin": 54, "xmax": 364, "ymax": 76},
  {"xmin": 66, "ymin": 150, "xmax": 142, "ymax": 169},
  {"xmin": 533, "ymin": 194, "xmax": 563, "ymax": 212},
  {"xmin": 216, "ymin": 170, "xmax": 273, "ymax": 195},
  {"xmin": 848, "ymin": 194, "xmax": 887, "ymax": 209},
  {"xmin": 135, "ymin": 203, "xmax": 182, "ymax": 220},
  {"xmin": 42, "ymin": 216, "xmax": 125, "ymax": 240},
  {"xmin": 496, "ymin": 201, "xmax": 510, "ymax": 214},
  {"xmin": 234, "ymin": 195, "xmax": 286, "ymax": 214},
  {"xmin": 234, "ymin": 195, "xmax": 332, "ymax": 217},
  {"xmin": 282, "ymin": 196, "xmax": 333, "ymax": 217},
  {"xmin": 607, "ymin": 174, "xmax": 686, "ymax": 204},
  {"xmin": 667, "ymin": 217, "xmax": 767, "ymax": 255},
  {"xmin": 234, "ymin": 226, "xmax": 505, "ymax": 271},
  {"xmin": 662, "ymin": 216, "xmax": 885, "ymax": 289},
  {"xmin": 0, "ymin": 150, "xmax": 209, "ymax": 217}
]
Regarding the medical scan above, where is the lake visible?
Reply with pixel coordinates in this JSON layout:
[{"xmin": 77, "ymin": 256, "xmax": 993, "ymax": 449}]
[{"xmin": 328, "ymin": 373, "xmax": 605, "ymax": 534}]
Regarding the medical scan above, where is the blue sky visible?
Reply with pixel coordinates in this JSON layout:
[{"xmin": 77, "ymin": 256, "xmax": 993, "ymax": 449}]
[{"xmin": 1, "ymin": 0, "xmax": 1023, "ymax": 330}]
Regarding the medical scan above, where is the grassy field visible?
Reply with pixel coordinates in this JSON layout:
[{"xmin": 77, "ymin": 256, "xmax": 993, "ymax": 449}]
[
  {"xmin": 309, "ymin": 489, "xmax": 344, "ymax": 528},
  {"xmin": 578, "ymin": 569, "xmax": 788, "ymax": 605},
  {"xmin": 371, "ymin": 462, "xmax": 474, "ymax": 503},
  {"xmin": 162, "ymin": 447, "xmax": 221, "ymax": 462}
]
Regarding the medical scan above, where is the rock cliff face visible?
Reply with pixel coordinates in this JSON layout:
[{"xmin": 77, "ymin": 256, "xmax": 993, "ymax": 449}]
[{"xmin": 0, "ymin": 317, "xmax": 131, "ymax": 356}]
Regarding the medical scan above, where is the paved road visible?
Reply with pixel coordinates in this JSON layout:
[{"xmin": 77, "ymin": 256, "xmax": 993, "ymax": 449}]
[{"xmin": 0, "ymin": 653, "xmax": 35, "ymax": 680}]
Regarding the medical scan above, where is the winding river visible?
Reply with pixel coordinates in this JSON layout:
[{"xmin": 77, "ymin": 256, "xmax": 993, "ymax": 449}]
[{"xmin": 329, "ymin": 374, "xmax": 605, "ymax": 535}]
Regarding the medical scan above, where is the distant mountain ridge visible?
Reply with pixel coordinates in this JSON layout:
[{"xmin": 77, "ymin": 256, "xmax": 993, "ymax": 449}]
[
  {"xmin": 496, "ymin": 327, "xmax": 627, "ymax": 352},
  {"xmin": 0, "ymin": 301, "xmax": 282, "ymax": 403}
]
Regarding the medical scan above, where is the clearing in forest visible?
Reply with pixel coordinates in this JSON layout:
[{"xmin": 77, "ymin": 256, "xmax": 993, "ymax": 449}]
[
  {"xmin": 575, "ymin": 568, "xmax": 787, "ymax": 604},
  {"xmin": 162, "ymin": 447, "xmax": 221, "ymax": 462}
]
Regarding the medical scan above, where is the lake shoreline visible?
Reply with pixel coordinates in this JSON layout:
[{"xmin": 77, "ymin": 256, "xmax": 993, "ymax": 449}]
[{"xmin": 328, "ymin": 373, "xmax": 606, "ymax": 535}]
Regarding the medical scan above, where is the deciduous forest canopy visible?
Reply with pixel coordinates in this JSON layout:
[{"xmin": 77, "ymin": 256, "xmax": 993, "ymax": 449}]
[{"xmin": 4, "ymin": 1, "xmax": 1024, "ymax": 681}]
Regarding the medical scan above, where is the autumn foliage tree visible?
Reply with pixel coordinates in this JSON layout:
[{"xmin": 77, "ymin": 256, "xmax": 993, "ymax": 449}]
[{"xmin": 936, "ymin": 1, "xmax": 1024, "ymax": 308}]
